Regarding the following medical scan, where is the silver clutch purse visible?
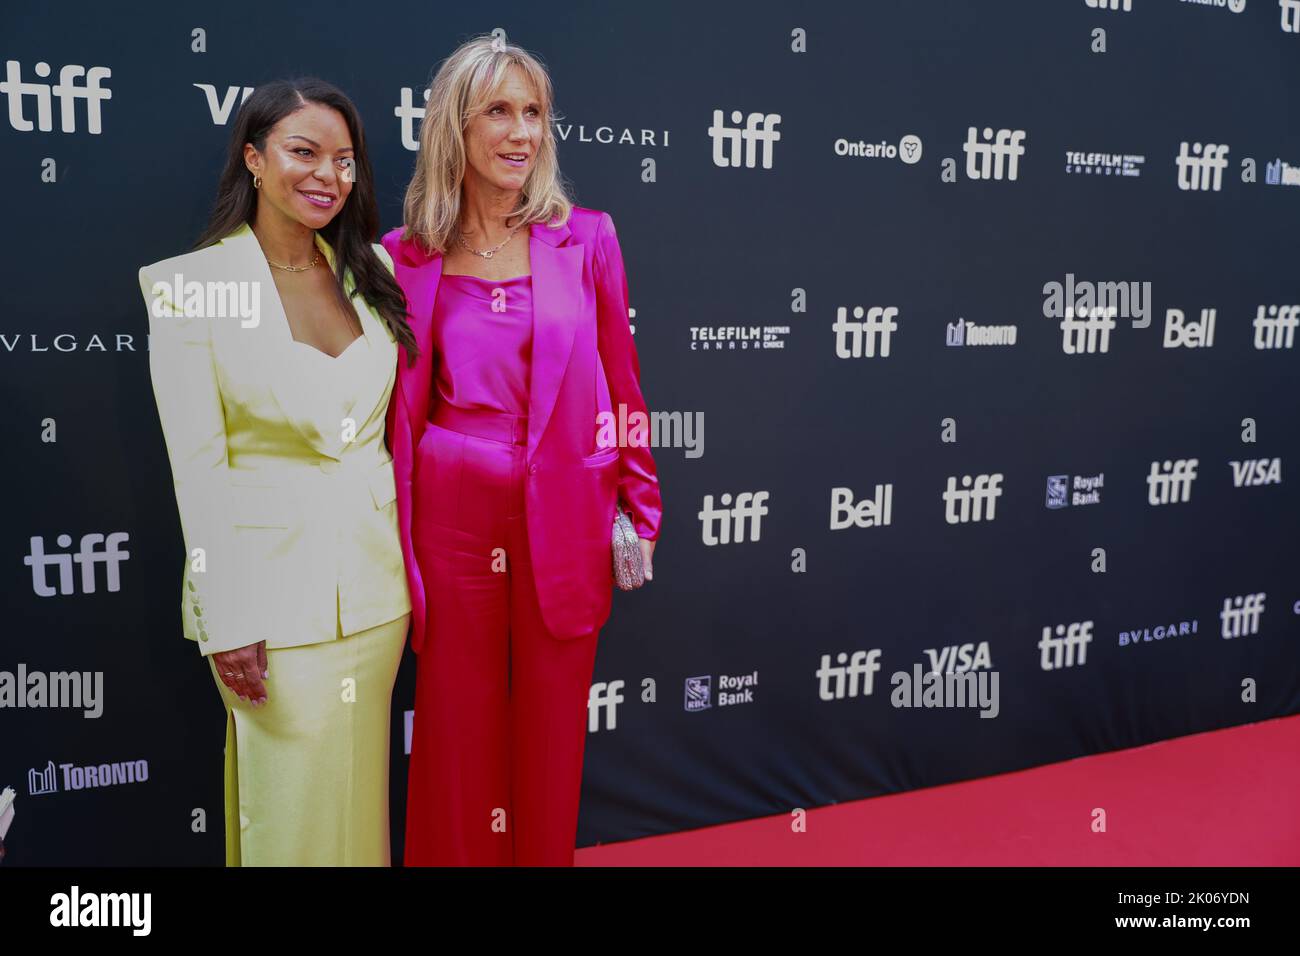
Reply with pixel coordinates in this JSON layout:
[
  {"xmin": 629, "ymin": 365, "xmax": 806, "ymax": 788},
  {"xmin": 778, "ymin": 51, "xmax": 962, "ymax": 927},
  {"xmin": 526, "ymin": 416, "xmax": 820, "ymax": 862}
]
[{"xmin": 612, "ymin": 505, "xmax": 645, "ymax": 590}]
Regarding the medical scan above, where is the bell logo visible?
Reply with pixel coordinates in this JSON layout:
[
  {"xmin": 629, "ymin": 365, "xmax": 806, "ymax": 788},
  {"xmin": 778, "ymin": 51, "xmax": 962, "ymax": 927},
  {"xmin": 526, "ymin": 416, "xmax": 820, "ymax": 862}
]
[{"xmin": 24, "ymin": 533, "xmax": 129, "ymax": 596}]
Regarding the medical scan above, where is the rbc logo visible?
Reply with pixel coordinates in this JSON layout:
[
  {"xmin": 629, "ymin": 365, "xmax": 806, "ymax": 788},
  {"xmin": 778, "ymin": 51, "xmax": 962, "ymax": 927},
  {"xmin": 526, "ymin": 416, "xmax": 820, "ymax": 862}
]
[
  {"xmin": 24, "ymin": 533, "xmax": 130, "ymax": 596},
  {"xmin": 1045, "ymin": 475, "xmax": 1069, "ymax": 509},
  {"xmin": 684, "ymin": 676, "xmax": 712, "ymax": 712}
]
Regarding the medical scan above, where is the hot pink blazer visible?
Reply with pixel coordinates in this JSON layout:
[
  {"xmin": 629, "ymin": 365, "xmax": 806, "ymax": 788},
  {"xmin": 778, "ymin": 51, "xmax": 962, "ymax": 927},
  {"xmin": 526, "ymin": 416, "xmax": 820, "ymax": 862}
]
[{"xmin": 382, "ymin": 205, "xmax": 662, "ymax": 650}]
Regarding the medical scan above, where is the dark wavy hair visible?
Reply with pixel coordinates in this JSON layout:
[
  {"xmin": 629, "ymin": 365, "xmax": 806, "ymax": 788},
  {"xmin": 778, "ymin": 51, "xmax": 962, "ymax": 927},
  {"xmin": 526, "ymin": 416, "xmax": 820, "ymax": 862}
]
[{"xmin": 195, "ymin": 77, "xmax": 417, "ymax": 366}]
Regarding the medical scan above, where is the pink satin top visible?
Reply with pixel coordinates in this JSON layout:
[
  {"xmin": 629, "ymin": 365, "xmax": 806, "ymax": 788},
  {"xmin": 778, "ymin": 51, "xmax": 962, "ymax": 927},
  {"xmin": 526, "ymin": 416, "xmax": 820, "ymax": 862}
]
[{"xmin": 430, "ymin": 272, "xmax": 534, "ymax": 416}]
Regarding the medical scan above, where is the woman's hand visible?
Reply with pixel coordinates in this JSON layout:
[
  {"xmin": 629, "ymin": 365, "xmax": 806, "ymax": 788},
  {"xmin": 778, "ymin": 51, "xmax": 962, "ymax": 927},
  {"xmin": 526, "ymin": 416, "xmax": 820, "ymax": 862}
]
[
  {"xmin": 213, "ymin": 641, "xmax": 269, "ymax": 706},
  {"xmin": 639, "ymin": 538, "xmax": 655, "ymax": 582}
]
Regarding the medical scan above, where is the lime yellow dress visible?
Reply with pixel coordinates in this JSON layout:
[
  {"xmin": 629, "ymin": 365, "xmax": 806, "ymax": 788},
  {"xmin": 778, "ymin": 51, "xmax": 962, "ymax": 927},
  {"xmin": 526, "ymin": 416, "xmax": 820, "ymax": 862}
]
[
  {"xmin": 207, "ymin": 336, "xmax": 408, "ymax": 866},
  {"xmin": 141, "ymin": 226, "xmax": 412, "ymax": 867}
]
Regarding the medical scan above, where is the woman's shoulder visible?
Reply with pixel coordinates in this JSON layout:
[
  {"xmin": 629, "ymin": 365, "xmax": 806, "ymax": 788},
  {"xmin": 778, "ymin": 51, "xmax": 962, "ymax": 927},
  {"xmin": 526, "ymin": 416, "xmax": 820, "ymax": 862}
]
[{"xmin": 138, "ymin": 240, "xmax": 226, "ymax": 286}]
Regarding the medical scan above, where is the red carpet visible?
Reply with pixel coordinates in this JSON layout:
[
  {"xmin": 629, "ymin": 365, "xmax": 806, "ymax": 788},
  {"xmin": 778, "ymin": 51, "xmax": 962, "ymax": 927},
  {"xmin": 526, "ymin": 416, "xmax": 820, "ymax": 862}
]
[{"xmin": 577, "ymin": 714, "xmax": 1300, "ymax": 866}]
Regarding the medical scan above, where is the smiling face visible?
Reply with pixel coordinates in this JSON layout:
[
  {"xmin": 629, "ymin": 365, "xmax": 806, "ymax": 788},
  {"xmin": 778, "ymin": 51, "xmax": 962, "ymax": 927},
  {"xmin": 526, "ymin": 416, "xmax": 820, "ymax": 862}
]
[
  {"xmin": 244, "ymin": 101, "xmax": 354, "ymax": 231},
  {"xmin": 462, "ymin": 66, "xmax": 545, "ymax": 201}
]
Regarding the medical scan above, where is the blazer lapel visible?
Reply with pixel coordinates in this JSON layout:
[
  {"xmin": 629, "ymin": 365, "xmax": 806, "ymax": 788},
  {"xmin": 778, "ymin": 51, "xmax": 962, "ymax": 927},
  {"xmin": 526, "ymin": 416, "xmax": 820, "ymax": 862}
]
[
  {"xmin": 220, "ymin": 223, "xmax": 395, "ymax": 462},
  {"xmin": 390, "ymin": 217, "xmax": 582, "ymax": 459},
  {"xmin": 526, "ymin": 219, "xmax": 582, "ymax": 456}
]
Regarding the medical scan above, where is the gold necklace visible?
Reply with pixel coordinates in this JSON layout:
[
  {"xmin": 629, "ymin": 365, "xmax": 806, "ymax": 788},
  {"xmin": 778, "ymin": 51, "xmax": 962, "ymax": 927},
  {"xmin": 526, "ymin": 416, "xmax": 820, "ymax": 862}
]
[{"xmin": 266, "ymin": 250, "xmax": 320, "ymax": 273}]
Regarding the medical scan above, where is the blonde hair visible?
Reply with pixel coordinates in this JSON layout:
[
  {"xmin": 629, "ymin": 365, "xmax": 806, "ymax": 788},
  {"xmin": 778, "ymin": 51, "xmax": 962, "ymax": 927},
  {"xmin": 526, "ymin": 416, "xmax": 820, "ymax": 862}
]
[{"xmin": 402, "ymin": 34, "xmax": 574, "ymax": 254}]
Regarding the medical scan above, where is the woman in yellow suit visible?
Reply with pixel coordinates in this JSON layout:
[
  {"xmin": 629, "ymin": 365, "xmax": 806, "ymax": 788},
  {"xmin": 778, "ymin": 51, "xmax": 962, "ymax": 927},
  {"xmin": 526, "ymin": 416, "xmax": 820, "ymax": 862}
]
[{"xmin": 139, "ymin": 79, "xmax": 416, "ymax": 866}]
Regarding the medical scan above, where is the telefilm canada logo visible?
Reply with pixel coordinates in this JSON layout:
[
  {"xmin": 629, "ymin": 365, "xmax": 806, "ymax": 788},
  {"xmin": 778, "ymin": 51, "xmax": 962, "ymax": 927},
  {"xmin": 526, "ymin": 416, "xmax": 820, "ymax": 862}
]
[
  {"xmin": 689, "ymin": 324, "xmax": 791, "ymax": 351},
  {"xmin": 1065, "ymin": 150, "xmax": 1144, "ymax": 177}
]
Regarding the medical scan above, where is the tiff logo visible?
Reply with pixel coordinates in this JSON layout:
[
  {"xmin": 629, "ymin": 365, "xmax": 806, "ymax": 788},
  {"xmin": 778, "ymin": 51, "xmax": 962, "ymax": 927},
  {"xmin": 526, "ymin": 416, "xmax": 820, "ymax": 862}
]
[
  {"xmin": 816, "ymin": 650, "xmax": 883, "ymax": 700},
  {"xmin": 1146, "ymin": 459, "xmax": 1198, "ymax": 506},
  {"xmin": 963, "ymin": 127, "xmax": 1026, "ymax": 181},
  {"xmin": 1252, "ymin": 305, "xmax": 1299, "ymax": 350},
  {"xmin": 699, "ymin": 492, "xmax": 769, "ymax": 545},
  {"xmin": 1220, "ymin": 593, "xmax": 1265, "ymax": 639},
  {"xmin": 1175, "ymin": 142, "xmax": 1229, "ymax": 192},
  {"xmin": 1060, "ymin": 306, "xmax": 1116, "ymax": 354},
  {"xmin": 708, "ymin": 110, "xmax": 781, "ymax": 169},
  {"xmin": 942, "ymin": 474, "xmax": 1003, "ymax": 524},
  {"xmin": 0, "ymin": 61, "xmax": 112, "ymax": 134},
  {"xmin": 25, "ymin": 533, "xmax": 129, "ymax": 596},
  {"xmin": 833, "ymin": 306, "xmax": 898, "ymax": 358},
  {"xmin": 587, "ymin": 680, "xmax": 624, "ymax": 732},
  {"xmin": 1282, "ymin": 0, "xmax": 1300, "ymax": 33},
  {"xmin": 1039, "ymin": 622, "xmax": 1093, "ymax": 670}
]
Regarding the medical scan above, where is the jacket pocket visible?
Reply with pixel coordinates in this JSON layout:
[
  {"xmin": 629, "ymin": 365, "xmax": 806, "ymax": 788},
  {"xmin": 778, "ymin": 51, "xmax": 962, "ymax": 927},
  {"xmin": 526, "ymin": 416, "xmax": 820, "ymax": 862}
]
[{"xmin": 581, "ymin": 446, "xmax": 620, "ymax": 468}]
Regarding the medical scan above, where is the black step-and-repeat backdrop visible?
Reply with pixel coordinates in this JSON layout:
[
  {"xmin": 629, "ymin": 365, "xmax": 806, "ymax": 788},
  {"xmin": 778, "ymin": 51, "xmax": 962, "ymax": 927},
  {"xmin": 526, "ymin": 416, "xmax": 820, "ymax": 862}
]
[{"xmin": 3, "ymin": 0, "xmax": 1299, "ymax": 865}]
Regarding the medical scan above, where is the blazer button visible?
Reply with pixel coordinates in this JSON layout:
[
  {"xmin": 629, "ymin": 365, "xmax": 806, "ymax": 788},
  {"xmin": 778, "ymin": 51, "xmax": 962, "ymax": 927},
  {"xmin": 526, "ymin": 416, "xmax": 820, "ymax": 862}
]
[
  {"xmin": 192, "ymin": 605, "xmax": 202, "ymax": 617},
  {"xmin": 199, "ymin": 631, "xmax": 209, "ymax": 642},
  {"xmin": 319, "ymin": 460, "xmax": 339, "ymax": 475},
  {"xmin": 187, "ymin": 580, "xmax": 196, "ymax": 593},
  {"xmin": 528, "ymin": 464, "xmax": 538, "ymax": 475}
]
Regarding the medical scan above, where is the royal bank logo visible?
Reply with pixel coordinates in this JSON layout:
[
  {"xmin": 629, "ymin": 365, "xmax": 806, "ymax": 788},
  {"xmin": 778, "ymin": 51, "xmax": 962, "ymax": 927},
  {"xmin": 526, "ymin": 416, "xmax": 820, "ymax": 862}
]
[
  {"xmin": 962, "ymin": 127, "xmax": 1027, "ymax": 181},
  {"xmin": 1039, "ymin": 622, "xmax": 1093, "ymax": 670},
  {"xmin": 684, "ymin": 676, "xmax": 711, "ymax": 712},
  {"xmin": 1163, "ymin": 308, "xmax": 1217, "ymax": 348},
  {"xmin": 708, "ymin": 109, "xmax": 781, "ymax": 169},
  {"xmin": 1265, "ymin": 158, "xmax": 1300, "ymax": 186},
  {"xmin": 1252, "ymin": 305, "xmax": 1299, "ymax": 350},
  {"xmin": 1229, "ymin": 458, "xmax": 1282, "ymax": 487},
  {"xmin": 1220, "ymin": 593, "xmax": 1265, "ymax": 639},
  {"xmin": 942, "ymin": 474, "xmax": 1003, "ymax": 524},
  {"xmin": 1175, "ymin": 141, "xmax": 1230, "ymax": 192},
  {"xmin": 1065, "ymin": 150, "xmax": 1144, "ymax": 177},
  {"xmin": 1046, "ymin": 473, "xmax": 1104, "ymax": 509},
  {"xmin": 0, "ymin": 61, "xmax": 112, "ymax": 134},
  {"xmin": 688, "ymin": 325, "xmax": 790, "ymax": 350},
  {"xmin": 835, "ymin": 133, "xmax": 923, "ymax": 165},
  {"xmin": 816, "ymin": 650, "xmax": 883, "ymax": 701},
  {"xmin": 1147, "ymin": 459, "xmax": 1198, "ymax": 505},
  {"xmin": 699, "ymin": 491, "xmax": 769, "ymax": 545},
  {"xmin": 946, "ymin": 317, "xmax": 1018, "ymax": 347},
  {"xmin": 833, "ymin": 306, "xmax": 899, "ymax": 358}
]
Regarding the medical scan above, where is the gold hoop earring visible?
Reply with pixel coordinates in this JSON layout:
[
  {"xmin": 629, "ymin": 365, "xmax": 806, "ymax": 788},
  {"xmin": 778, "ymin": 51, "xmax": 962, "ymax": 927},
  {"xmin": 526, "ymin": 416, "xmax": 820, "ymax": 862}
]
[{"xmin": 252, "ymin": 174, "xmax": 262, "ymax": 189}]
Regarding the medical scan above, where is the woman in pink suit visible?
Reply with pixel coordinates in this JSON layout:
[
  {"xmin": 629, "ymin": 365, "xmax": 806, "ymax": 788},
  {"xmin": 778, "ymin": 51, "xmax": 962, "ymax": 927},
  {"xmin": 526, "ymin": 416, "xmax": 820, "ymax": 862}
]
[{"xmin": 385, "ymin": 35, "xmax": 662, "ymax": 866}]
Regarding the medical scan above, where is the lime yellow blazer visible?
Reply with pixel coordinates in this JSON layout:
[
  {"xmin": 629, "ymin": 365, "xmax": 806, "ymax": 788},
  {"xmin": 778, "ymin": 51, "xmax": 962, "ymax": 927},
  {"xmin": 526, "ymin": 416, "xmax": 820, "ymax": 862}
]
[{"xmin": 139, "ymin": 223, "xmax": 411, "ymax": 657}]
